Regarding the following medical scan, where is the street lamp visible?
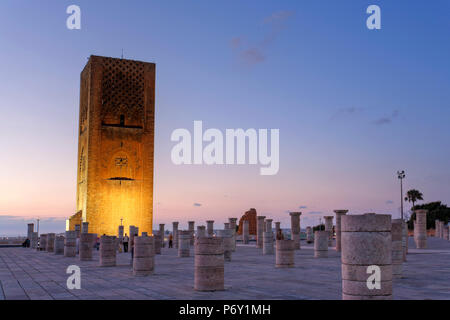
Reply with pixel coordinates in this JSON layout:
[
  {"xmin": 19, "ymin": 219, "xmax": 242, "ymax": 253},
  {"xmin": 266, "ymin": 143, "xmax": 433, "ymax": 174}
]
[{"xmin": 397, "ymin": 170, "xmax": 406, "ymax": 220}]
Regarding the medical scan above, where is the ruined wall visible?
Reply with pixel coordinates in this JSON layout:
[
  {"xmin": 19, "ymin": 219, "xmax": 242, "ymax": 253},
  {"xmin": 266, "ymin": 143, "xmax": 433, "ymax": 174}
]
[{"xmin": 238, "ymin": 208, "xmax": 257, "ymax": 235}]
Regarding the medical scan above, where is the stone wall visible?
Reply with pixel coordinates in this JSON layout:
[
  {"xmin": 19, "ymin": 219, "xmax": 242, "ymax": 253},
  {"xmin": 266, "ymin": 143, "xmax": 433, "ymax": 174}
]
[{"xmin": 237, "ymin": 208, "xmax": 257, "ymax": 235}]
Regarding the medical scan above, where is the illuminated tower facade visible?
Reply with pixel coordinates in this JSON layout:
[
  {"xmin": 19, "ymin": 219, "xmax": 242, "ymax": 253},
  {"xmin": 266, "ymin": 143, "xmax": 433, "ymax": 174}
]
[{"xmin": 71, "ymin": 55, "xmax": 155, "ymax": 236}]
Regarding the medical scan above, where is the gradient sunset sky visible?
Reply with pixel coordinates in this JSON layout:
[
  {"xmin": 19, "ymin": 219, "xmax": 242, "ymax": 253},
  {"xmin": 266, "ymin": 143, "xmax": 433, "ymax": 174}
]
[{"xmin": 1, "ymin": 0, "xmax": 449, "ymax": 236}]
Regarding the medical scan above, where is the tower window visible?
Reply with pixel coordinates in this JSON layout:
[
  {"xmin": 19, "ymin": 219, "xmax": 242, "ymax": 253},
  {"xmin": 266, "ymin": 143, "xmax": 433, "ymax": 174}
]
[{"xmin": 120, "ymin": 114, "xmax": 125, "ymax": 126}]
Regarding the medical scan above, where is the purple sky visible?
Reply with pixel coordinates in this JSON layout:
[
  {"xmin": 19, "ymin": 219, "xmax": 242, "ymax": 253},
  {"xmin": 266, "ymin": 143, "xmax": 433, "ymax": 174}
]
[{"xmin": 1, "ymin": 1, "xmax": 449, "ymax": 236}]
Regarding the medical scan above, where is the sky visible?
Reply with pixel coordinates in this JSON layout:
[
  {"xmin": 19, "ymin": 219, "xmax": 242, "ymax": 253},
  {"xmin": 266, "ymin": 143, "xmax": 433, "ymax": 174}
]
[{"xmin": 0, "ymin": 0, "xmax": 449, "ymax": 236}]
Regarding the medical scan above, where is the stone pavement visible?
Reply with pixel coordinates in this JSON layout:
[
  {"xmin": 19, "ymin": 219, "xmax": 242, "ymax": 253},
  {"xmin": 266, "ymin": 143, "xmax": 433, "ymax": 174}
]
[{"xmin": 0, "ymin": 237, "xmax": 449, "ymax": 300}]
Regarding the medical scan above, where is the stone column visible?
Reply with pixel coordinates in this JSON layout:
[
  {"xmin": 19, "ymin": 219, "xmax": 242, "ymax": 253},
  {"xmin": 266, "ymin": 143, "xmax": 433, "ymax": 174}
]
[
  {"xmin": 402, "ymin": 221, "xmax": 408, "ymax": 262},
  {"xmin": 405, "ymin": 224, "xmax": 409, "ymax": 255},
  {"xmin": 54, "ymin": 235, "xmax": 65, "ymax": 255},
  {"xmin": 79, "ymin": 233, "xmax": 94, "ymax": 261},
  {"xmin": 263, "ymin": 231, "xmax": 274, "ymax": 255},
  {"xmin": 341, "ymin": 213, "xmax": 392, "ymax": 300},
  {"xmin": 130, "ymin": 226, "xmax": 139, "ymax": 240},
  {"xmin": 275, "ymin": 240, "xmax": 295, "ymax": 268},
  {"xmin": 206, "ymin": 220, "xmax": 214, "ymax": 237},
  {"xmin": 46, "ymin": 233, "xmax": 55, "ymax": 252},
  {"xmin": 64, "ymin": 231, "xmax": 77, "ymax": 257},
  {"xmin": 82, "ymin": 222, "xmax": 89, "ymax": 234},
  {"xmin": 133, "ymin": 236, "xmax": 155, "ymax": 276},
  {"xmin": 265, "ymin": 219, "xmax": 273, "ymax": 232},
  {"xmin": 413, "ymin": 220, "xmax": 417, "ymax": 243},
  {"xmin": 172, "ymin": 222, "xmax": 179, "ymax": 249},
  {"xmin": 263, "ymin": 219, "xmax": 274, "ymax": 255},
  {"xmin": 197, "ymin": 226, "xmax": 206, "ymax": 238},
  {"xmin": 30, "ymin": 232, "xmax": 38, "ymax": 249},
  {"xmin": 75, "ymin": 224, "xmax": 81, "ymax": 238},
  {"xmin": 255, "ymin": 216, "xmax": 264, "ymax": 248},
  {"xmin": 324, "ymin": 216, "xmax": 334, "ymax": 247},
  {"xmin": 314, "ymin": 231, "xmax": 328, "ymax": 258},
  {"xmin": 306, "ymin": 227, "xmax": 313, "ymax": 243},
  {"xmin": 435, "ymin": 219, "xmax": 440, "ymax": 237},
  {"xmin": 100, "ymin": 235, "xmax": 116, "ymax": 267},
  {"xmin": 129, "ymin": 225, "xmax": 135, "ymax": 239},
  {"xmin": 188, "ymin": 221, "xmax": 195, "ymax": 246},
  {"xmin": 289, "ymin": 212, "xmax": 301, "ymax": 250},
  {"xmin": 392, "ymin": 219, "xmax": 403, "ymax": 278},
  {"xmin": 159, "ymin": 224, "xmax": 165, "ymax": 247},
  {"xmin": 154, "ymin": 233, "xmax": 162, "ymax": 254},
  {"xmin": 440, "ymin": 221, "xmax": 445, "ymax": 238},
  {"xmin": 334, "ymin": 210, "xmax": 348, "ymax": 251},
  {"xmin": 437, "ymin": 220, "xmax": 441, "ymax": 238},
  {"xmin": 178, "ymin": 230, "xmax": 191, "ymax": 257},
  {"xmin": 414, "ymin": 209, "xmax": 427, "ymax": 249},
  {"xmin": 217, "ymin": 228, "xmax": 233, "ymax": 261},
  {"xmin": 194, "ymin": 237, "xmax": 224, "ymax": 291},
  {"xmin": 443, "ymin": 225, "xmax": 449, "ymax": 240},
  {"xmin": 242, "ymin": 220, "xmax": 249, "ymax": 244},
  {"xmin": 27, "ymin": 223, "xmax": 34, "ymax": 242},
  {"xmin": 40, "ymin": 234, "xmax": 47, "ymax": 251},
  {"xmin": 228, "ymin": 218, "xmax": 238, "ymax": 252},
  {"xmin": 118, "ymin": 225, "xmax": 124, "ymax": 252}
]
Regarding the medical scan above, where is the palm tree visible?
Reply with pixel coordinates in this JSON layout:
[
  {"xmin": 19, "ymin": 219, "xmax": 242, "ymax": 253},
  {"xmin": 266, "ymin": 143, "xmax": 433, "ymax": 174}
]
[{"xmin": 405, "ymin": 189, "xmax": 424, "ymax": 210}]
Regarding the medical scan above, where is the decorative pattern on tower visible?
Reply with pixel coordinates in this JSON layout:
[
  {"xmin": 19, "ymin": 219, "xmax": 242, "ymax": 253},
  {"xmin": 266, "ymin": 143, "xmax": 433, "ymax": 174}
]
[{"xmin": 101, "ymin": 58, "xmax": 146, "ymax": 127}]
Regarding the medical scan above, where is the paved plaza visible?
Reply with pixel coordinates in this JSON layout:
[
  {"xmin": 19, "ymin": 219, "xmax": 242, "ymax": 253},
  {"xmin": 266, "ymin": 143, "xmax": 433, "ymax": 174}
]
[{"xmin": 0, "ymin": 237, "xmax": 449, "ymax": 300}]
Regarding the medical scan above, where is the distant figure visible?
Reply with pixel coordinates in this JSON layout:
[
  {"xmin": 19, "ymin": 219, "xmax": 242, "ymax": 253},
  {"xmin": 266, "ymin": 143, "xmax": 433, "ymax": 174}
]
[
  {"xmin": 168, "ymin": 234, "xmax": 173, "ymax": 248},
  {"xmin": 22, "ymin": 238, "xmax": 30, "ymax": 247},
  {"xmin": 276, "ymin": 229, "xmax": 284, "ymax": 240},
  {"xmin": 130, "ymin": 233, "xmax": 138, "ymax": 264},
  {"xmin": 123, "ymin": 233, "xmax": 129, "ymax": 252},
  {"xmin": 96, "ymin": 236, "xmax": 101, "ymax": 251}
]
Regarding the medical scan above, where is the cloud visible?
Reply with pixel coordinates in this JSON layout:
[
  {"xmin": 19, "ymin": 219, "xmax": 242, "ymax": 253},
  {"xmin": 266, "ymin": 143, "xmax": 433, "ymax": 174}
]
[
  {"xmin": 386, "ymin": 200, "xmax": 394, "ymax": 205},
  {"xmin": 193, "ymin": 203, "xmax": 202, "ymax": 207},
  {"xmin": 263, "ymin": 10, "xmax": 294, "ymax": 24},
  {"xmin": 331, "ymin": 107, "xmax": 363, "ymax": 119},
  {"xmin": 308, "ymin": 211, "xmax": 323, "ymax": 215},
  {"xmin": 299, "ymin": 206, "xmax": 307, "ymax": 209},
  {"xmin": 241, "ymin": 48, "xmax": 265, "ymax": 64},
  {"xmin": 373, "ymin": 117, "xmax": 391, "ymax": 125},
  {"xmin": 230, "ymin": 37, "xmax": 242, "ymax": 49},
  {"xmin": 231, "ymin": 10, "xmax": 294, "ymax": 66},
  {"xmin": 372, "ymin": 109, "xmax": 399, "ymax": 126}
]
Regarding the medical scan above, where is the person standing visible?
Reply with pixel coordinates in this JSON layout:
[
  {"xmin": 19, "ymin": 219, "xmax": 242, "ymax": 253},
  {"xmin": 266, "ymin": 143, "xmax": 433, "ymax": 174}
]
[
  {"xmin": 276, "ymin": 229, "xmax": 284, "ymax": 240},
  {"xmin": 168, "ymin": 233, "xmax": 173, "ymax": 248},
  {"xmin": 123, "ymin": 233, "xmax": 129, "ymax": 252}
]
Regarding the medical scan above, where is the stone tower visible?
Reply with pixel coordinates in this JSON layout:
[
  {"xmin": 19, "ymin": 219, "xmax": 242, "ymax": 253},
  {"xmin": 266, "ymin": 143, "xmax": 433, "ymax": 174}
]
[{"xmin": 71, "ymin": 55, "xmax": 155, "ymax": 236}]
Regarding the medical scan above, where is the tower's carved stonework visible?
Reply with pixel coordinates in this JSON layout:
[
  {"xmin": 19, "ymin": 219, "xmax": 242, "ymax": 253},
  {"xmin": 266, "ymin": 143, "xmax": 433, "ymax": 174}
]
[{"xmin": 70, "ymin": 55, "xmax": 155, "ymax": 236}]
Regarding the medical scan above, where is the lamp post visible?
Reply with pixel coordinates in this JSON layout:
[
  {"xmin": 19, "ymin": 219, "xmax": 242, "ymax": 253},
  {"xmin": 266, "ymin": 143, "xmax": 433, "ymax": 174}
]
[{"xmin": 397, "ymin": 170, "xmax": 406, "ymax": 220}]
